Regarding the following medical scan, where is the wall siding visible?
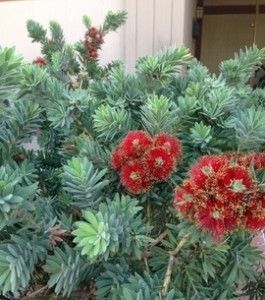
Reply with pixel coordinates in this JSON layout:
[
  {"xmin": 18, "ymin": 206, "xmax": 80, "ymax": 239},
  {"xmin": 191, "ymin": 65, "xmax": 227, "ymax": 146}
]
[
  {"xmin": 124, "ymin": 0, "xmax": 194, "ymax": 71},
  {"xmin": 0, "ymin": 0, "xmax": 194, "ymax": 71},
  {"xmin": 0, "ymin": 0, "xmax": 125, "ymax": 64}
]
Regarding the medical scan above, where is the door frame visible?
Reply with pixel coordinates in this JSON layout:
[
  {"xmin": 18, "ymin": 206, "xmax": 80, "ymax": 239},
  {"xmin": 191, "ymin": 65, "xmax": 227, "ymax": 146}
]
[{"xmin": 194, "ymin": 0, "xmax": 265, "ymax": 59}]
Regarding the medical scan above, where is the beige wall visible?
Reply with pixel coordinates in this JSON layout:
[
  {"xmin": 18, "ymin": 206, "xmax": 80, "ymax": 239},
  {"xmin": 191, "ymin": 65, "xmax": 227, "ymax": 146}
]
[
  {"xmin": 0, "ymin": 0, "xmax": 125, "ymax": 65},
  {"xmin": 183, "ymin": 0, "xmax": 196, "ymax": 53},
  {"xmin": 125, "ymin": 0, "xmax": 195, "ymax": 71},
  {"xmin": 0, "ymin": 0, "xmax": 195, "ymax": 70}
]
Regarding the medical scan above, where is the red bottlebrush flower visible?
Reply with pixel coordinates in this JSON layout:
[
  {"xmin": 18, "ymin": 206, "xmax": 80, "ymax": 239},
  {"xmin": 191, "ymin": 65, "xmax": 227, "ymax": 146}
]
[
  {"xmin": 154, "ymin": 133, "xmax": 182, "ymax": 158},
  {"xmin": 111, "ymin": 130, "xmax": 183, "ymax": 194},
  {"xmin": 174, "ymin": 181, "xmax": 194, "ymax": 214},
  {"xmin": 120, "ymin": 160, "xmax": 152, "ymax": 194},
  {"xmin": 223, "ymin": 152, "xmax": 239, "ymax": 161},
  {"xmin": 111, "ymin": 146, "xmax": 125, "ymax": 170},
  {"xmin": 224, "ymin": 152, "xmax": 265, "ymax": 170},
  {"xmin": 173, "ymin": 153, "xmax": 265, "ymax": 241},
  {"xmin": 254, "ymin": 153, "xmax": 265, "ymax": 169},
  {"xmin": 84, "ymin": 26, "xmax": 104, "ymax": 60},
  {"xmin": 191, "ymin": 155, "xmax": 227, "ymax": 175},
  {"xmin": 245, "ymin": 193, "xmax": 265, "ymax": 231},
  {"xmin": 189, "ymin": 155, "xmax": 228, "ymax": 188},
  {"xmin": 145, "ymin": 147, "xmax": 175, "ymax": 181},
  {"xmin": 33, "ymin": 57, "xmax": 46, "ymax": 66},
  {"xmin": 245, "ymin": 197, "xmax": 265, "ymax": 231},
  {"xmin": 221, "ymin": 165, "xmax": 255, "ymax": 202},
  {"xmin": 245, "ymin": 211, "xmax": 265, "ymax": 231},
  {"xmin": 94, "ymin": 32, "xmax": 104, "ymax": 43},
  {"xmin": 122, "ymin": 131, "xmax": 152, "ymax": 158},
  {"xmin": 197, "ymin": 202, "xmax": 237, "ymax": 241},
  {"xmin": 224, "ymin": 152, "xmax": 252, "ymax": 169},
  {"xmin": 239, "ymin": 153, "xmax": 254, "ymax": 167},
  {"xmin": 86, "ymin": 27, "xmax": 99, "ymax": 40},
  {"xmin": 223, "ymin": 152, "xmax": 253, "ymax": 169},
  {"xmin": 245, "ymin": 210, "xmax": 263, "ymax": 231},
  {"xmin": 222, "ymin": 165, "xmax": 253, "ymax": 192},
  {"xmin": 89, "ymin": 49, "xmax": 98, "ymax": 60}
]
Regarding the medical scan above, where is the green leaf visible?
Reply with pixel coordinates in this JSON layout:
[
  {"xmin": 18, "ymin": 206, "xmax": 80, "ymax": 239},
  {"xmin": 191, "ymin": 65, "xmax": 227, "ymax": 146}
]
[
  {"xmin": 103, "ymin": 11, "xmax": 127, "ymax": 33},
  {"xmin": 136, "ymin": 46, "xmax": 191, "ymax": 83},
  {"xmin": 62, "ymin": 157, "xmax": 109, "ymax": 208},
  {"xmin": 141, "ymin": 94, "xmax": 178, "ymax": 135},
  {"xmin": 44, "ymin": 244, "xmax": 94, "ymax": 297},
  {"xmin": 27, "ymin": 19, "xmax": 47, "ymax": 42},
  {"xmin": 93, "ymin": 104, "xmax": 131, "ymax": 142},
  {"xmin": 220, "ymin": 46, "xmax": 265, "ymax": 86}
]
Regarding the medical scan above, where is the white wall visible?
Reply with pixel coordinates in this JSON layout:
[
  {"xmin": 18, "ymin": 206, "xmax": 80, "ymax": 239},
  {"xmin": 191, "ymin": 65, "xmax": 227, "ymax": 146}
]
[
  {"xmin": 0, "ymin": 0, "xmax": 125, "ymax": 65},
  {"xmin": 0, "ymin": 0, "xmax": 195, "ymax": 70},
  {"xmin": 124, "ymin": 0, "xmax": 195, "ymax": 71},
  {"xmin": 183, "ymin": 0, "xmax": 196, "ymax": 53}
]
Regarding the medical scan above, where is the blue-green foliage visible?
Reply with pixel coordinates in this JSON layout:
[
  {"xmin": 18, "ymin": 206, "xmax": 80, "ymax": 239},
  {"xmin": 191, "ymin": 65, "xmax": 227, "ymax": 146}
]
[{"xmin": 0, "ymin": 41, "xmax": 265, "ymax": 299}]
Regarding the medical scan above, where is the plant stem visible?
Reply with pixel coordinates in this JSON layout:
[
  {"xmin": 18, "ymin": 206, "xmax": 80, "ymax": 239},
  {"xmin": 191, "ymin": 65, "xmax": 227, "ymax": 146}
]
[
  {"xmin": 150, "ymin": 231, "xmax": 168, "ymax": 248},
  {"xmin": 143, "ymin": 254, "xmax": 151, "ymax": 273},
  {"xmin": 24, "ymin": 285, "xmax": 48, "ymax": 298},
  {"xmin": 146, "ymin": 198, "xmax": 151, "ymax": 225},
  {"xmin": 142, "ymin": 231, "xmax": 168, "ymax": 272},
  {"xmin": 162, "ymin": 235, "xmax": 189, "ymax": 296}
]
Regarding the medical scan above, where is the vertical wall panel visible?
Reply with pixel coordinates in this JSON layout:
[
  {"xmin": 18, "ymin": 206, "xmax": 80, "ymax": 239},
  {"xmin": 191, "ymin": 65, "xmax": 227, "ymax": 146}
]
[
  {"xmin": 101, "ymin": 0, "xmax": 125, "ymax": 64},
  {"xmin": 183, "ymin": 0, "xmax": 196, "ymax": 52},
  {"xmin": 0, "ymin": 0, "xmax": 123, "ymax": 64},
  {"xmin": 124, "ymin": 0, "xmax": 137, "ymax": 71},
  {"xmin": 171, "ymin": 0, "xmax": 185, "ymax": 46},
  {"xmin": 0, "ymin": 0, "xmax": 192, "ymax": 70},
  {"xmin": 136, "ymin": 0, "xmax": 154, "ymax": 57},
  {"xmin": 153, "ymin": 0, "xmax": 172, "ymax": 52}
]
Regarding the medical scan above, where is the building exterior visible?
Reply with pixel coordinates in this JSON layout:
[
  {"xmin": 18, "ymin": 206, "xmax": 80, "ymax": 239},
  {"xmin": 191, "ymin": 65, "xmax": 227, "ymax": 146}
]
[
  {"xmin": 0, "ymin": 0, "xmax": 195, "ymax": 71},
  {"xmin": 197, "ymin": 0, "xmax": 265, "ymax": 73}
]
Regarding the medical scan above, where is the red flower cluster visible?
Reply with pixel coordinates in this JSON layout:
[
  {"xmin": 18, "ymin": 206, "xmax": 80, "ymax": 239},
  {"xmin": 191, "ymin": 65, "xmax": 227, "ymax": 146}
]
[
  {"xmin": 111, "ymin": 131, "xmax": 182, "ymax": 194},
  {"xmin": 84, "ymin": 27, "xmax": 104, "ymax": 60},
  {"xmin": 174, "ymin": 153, "xmax": 265, "ymax": 241},
  {"xmin": 33, "ymin": 57, "xmax": 46, "ymax": 67}
]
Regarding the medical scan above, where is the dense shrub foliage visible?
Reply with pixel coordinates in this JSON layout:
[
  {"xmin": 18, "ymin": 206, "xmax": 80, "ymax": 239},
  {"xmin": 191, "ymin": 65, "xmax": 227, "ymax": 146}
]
[{"xmin": 1, "ymin": 12, "xmax": 265, "ymax": 299}]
